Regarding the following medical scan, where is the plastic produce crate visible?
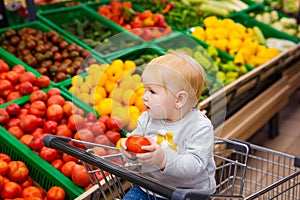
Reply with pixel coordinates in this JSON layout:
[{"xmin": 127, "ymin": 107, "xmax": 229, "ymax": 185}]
[
  {"xmin": 35, "ymin": 0, "xmax": 86, "ymax": 12},
  {"xmin": 0, "ymin": 20, "xmax": 107, "ymax": 87},
  {"xmin": 37, "ymin": 5, "xmax": 139, "ymax": 59},
  {"xmin": 0, "ymin": 87, "xmax": 100, "ymax": 199},
  {"xmin": 0, "ymin": 124, "xmax": 83, "ymax": 200}
]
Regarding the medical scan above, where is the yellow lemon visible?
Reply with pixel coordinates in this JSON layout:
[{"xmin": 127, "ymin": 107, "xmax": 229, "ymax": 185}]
[
  {"xmin": 97, "ymin": 98, "xmax": 113, "ymax": 116},
  {"xmin": 80, "ymin": 83, "xmax": 90, "ymax": 93},
  {"xmin": 110, "ymin": 87, "xmax": 124, "ymax": 104},
  {"xmin": 78, "ymin": 92, "xmax": 92, "ymax": 105},
  {"xmin": 122, "ymin": 89, "xmax": 137, "ymax": 105},
  {"xmin": 105, "ymin": 80, "xmax": 117, "ymax": 94},
  {"xmin": 111, "ymin": 59, "xmax": 124, "ymax": 69},
  {"xmin": 97, "ymin": 72, "xmax": 108, "ymax": 87},
  {"xmin": 95, "ymin": 86, "xmax": 107, "ymax": 99},
  {"xmin": 135, "ymin": 96, "xmax": 146, "ymax": 112},
  {"xmin": 93, "ymin": 93, "xmax": 104, "ymax": 105},
  {"xmin": 69, "ymin": 86, "xmax": 75, "ymax": 94},
  {"xmin": 129, "ymin": 106, "xmax": 140, "ymax": 116}
]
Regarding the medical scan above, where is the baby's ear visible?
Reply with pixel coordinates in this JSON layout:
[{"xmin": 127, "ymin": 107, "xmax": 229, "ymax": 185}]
[{"xmin": 175, "ymin": 91, "xmax": 188, "ymax": 109}]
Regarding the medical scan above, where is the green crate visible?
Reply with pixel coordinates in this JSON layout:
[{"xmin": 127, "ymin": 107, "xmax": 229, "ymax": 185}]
[
  {"xmin": 37, "ymin": 5, "xmax": 125, "ymax": 55},
  {"xmin": 0, "ymin": 125, "xmax": 84, "ymax": 200},
  {"xmin": 0, "ymin": 20, "xmax": 107, "ymax": 87},
  {"xmin": 35, "ymin": 0, "xmax": 86, "ymax": 12}
]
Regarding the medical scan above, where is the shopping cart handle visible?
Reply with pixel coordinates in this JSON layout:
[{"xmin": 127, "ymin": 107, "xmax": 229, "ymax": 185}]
[
  {"xmin": 172, "ymin": 189, "xmax": 209, "ymax": 200},
  {"xmin": 43, "ymin": 135, "xmax": 72, "ymax": 146}
]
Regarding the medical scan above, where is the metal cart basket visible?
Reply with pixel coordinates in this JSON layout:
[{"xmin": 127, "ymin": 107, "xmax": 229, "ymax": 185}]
[{"xmin": 44, "ymin": 135, "xmax": 300, "ymax": 200}]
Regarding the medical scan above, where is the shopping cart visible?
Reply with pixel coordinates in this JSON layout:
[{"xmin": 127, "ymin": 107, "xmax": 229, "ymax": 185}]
[{"xmin": 44, "ymin": 135, "xmax": 300, "ymax": 200}]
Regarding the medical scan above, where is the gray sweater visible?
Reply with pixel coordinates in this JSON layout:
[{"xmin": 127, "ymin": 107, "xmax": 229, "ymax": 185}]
[{"xmin": 131, "ymin": 109, "xmax": 216, "ymax": 194}]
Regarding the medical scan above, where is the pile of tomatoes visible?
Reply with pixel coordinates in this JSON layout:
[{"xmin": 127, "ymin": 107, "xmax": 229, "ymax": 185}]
[
  {"xmin": 0, "ymin": 153, "xmax": 66, "ymax": 199},
  {"xmin": 0, "ymin": 60, "xmax": 50, "ymax": 105},
  {"xmin": 0, "ymin": 87, "xmax": 123, "ymax": 189}
]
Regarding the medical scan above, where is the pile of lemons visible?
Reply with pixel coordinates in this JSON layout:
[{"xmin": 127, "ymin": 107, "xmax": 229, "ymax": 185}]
[{"xmin": 69, "ymin": 59, "xmax": 146, "ymax": 131}]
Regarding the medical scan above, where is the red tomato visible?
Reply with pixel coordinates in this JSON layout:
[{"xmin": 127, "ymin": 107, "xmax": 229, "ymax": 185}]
[
  {"xmin": 51, "ymin": 159, "xmax": 64, "ymax": 171},
  {"xmin": 90, "ymin": 121, "xmax": 106, "ymax": 136},
  {"xmin": 46, "ymin": 186, "xmax": 66, "ymax": 200},
  {"xmin": 98, "ymin": 115, "xmax": 109, "ymax": 124},
  {"xmin": 30, "ymin": 134, "xmax": 45, "ymax": 151},
  {"xmin": 31, "ymin": 127, "xmax": 43, "ymax": 137},
  {"xmin": 43, "ymin": 120, "xmax": 58, "ymax": 134},
  {"xmin": 106, "ymin": 116, "xmax": 122, "ymax": 131},
  {"xmin": 56, "ymin": 124, "xmax": 72, "ymax": 138},
  {"xmin": 19, "ymin": 72, "xmax": 36, "ymax": 84},
  {"xmin": 19, "ymin": 134, "xmax": 34, "ymax": 148},
  {"xmin": 20, "ymin": 176, "xmax": 33, "ymax": 189},
  {"xmin": 105, "ymin": 130, "xmax": 121, "ymax": 144},
  {"xmin": 40, "ymin": 147, "xmax": 58, "ymax": 163},
  {"xmin": 0, "ymin": 108, "xmax": 9, "ymax": 125},
  {"xmin": 61, "ymin": 161, "xmax": 76, "ymax": 178},
  {"xmin": 6, "ymin": 71, "xmax": 19, "ymax": 85},
  {"xmin": 125, "ymin": 135, "xmax": 151, "ymax": 153},
  {"xmin": 0, "ymin": 79, "xmax": 13, "ymax": 98},
  {"xmin": 62, "ymin": 153, "xmax": 78, "ymax": 163},
  {"xmin": 77, "ymin": 128, "xmax": 94, "ymax": 143},
  {"xmin": 35, "ymin": 75, "xmax": 50, "ymax": 88},
  {"xmin": 46, "ymin": 104, "xmax": 63, "ymax": 122},
  {"xmin": 22, "ymin": 186, "xmax": 44, "ymax": 199},
  {"xmin": 47, "ymin": 95, "xmax": 65, "ymax": 106},
  {"xmin": 29, "ymin": 90, "xmax": 48, "ymax": 103},
  {"xmin": 6, "ymin": 91, "xmax": 22, "ymax": 102},
  {"xmin": 8, "ymin": 126, "xmax": 24, "ymax": 139},
  {"xmin": 1, "ymin": 181, "xmax": 22, "ymax": 198},
  {"xmin": 20, "ymin": 114, "xmax": 38, "ymax": 133},
  {"xmin": 68, "ymin": 114, "xmax": 85, "ymax": 131},
  {"xmin": 63, "ymin": 101, "xmax": 73, "ymax": 117},
  {"xmin": 0, "ymin": 175, "xmax": 4, "ymax": 191},
  {"xmin": 7, "ymin": 118, "xmax": 20, "ymax": 127},
  {"xmin": 19, "ymin": 81, "xmax": 33, "ymax": 95},
  {"xmin": 0, "ymin": 59, "xmax": 10, "ymax": 73},
  {"xmin": 0, "ymin": 160, "xmax": 9, "ymax": 176},
  {"xmin": 6, "ymin": 103, "xmax": 20, "ymax": 116},
  {"xmin": 94, "ymin": 134, "xmax": 111, "ymax": 146},
  {"xmin": 7, "ymin": 161, "xmax": 29, "ymax": 183},
  {"xmin": 71, "ymin": 164, "xmax": 90, "ymax": 187},
  {"xmin": 17, "ymin": 108, "xmax": 28, "ymax": 119},
  {"xmin": 73, "ymin": 132, "xmax": 85, "ymax": 149},
  {"xmin": 85, "ymin": 112, "xmax": 97, "ymax": 122},
  {"xmin": 29, "ymin": 100, "xmax": 46, "ymax": 117},
  {"xmin": 12, "ymin": 64, "xmax": 25, "ymax": 74},
  {"xmin": 47, "ymin": 88, "xmax": 61, "ymax": 97},
  {"xmin": 0, "ymin": 153, "xmax": 11, "ymax": 163}
]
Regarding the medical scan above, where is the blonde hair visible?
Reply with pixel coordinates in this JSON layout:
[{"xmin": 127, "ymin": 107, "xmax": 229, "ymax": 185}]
[{"xmin": 142, "ymin": 51, "xmax": 206, "ymax": 107}]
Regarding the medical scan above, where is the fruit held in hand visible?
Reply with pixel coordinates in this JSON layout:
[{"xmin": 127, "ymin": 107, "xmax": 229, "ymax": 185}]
[{"xmin": 125, "ymin": 135, "xmax": 151, "ymax": 153}]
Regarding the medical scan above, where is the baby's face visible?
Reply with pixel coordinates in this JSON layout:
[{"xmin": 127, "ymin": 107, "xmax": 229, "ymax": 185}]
[{"xmin": 142, "ymin": 83, "xmax": 178, "ymax": 121}]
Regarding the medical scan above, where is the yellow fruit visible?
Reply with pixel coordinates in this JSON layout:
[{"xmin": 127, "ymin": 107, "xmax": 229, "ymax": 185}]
[
  {"xmin": 116, "ymin": 138, "xmax": 126, "ymax": 150},
  {"xmin": 93, "ymin": 93, "xmax": 104, "ymax": 105},
  {"xmin": 135, "ymin": 86, "xmax": 145, "ymax": 96},
  {"xmin": 95, "ymin": 86, "xmax": 107, "ymax": 99},
  {"xmin": 72, "ymin": 75, "xmax": 84, "ymax": 87},
  {"xmin": 97, "ymin": 98, "xmax": 113, "ymax": 116},
  {"xmin": 129, "ymin": 106, "xmax": 140, "ymax": 116},
  {"xmin": 135, "ymin": 96, "xmax": 146, "ymax": 112},
  {"xmin": 78, "ymin": 93, "xmax": 92, "ymax": 105},
  {"xmin": 69, "ymin": 86, "xmax": 75, "ymax": 93},
  {"xmin": 122, "ymin": 89, "xmax": 137, "ymax": 105},
  {"xmin": 111, "ymin": 59, "xmax": 124, "ymax": 69},
  {"xmin": 111, "ymin": 71, "xmax": 125, "ymax": 83},
  {"xmin": 80, "ymin": 83, "xmax": 91, "ymax": 93},
  {"xmin": 112, "ymin": 106, "xmax": 130, "ymax": 126},
  {"xmin": 105, "ymin": 80, "xmax": 117, "ymax": 93},
  {"xmin": 97, "ymin": 72, "xmax": 108, "ymax": 87},
  {"xmin": 124, "ymin": 60, "xmax": 136, "ymax": 71},
  {"xmin": 110, "ymin": 87, "xmax": 124, "ymax": 104}
]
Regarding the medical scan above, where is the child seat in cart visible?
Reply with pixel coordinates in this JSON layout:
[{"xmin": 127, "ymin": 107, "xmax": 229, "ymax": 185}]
[{"xmin": 44, "ymin": 135, "xmax": 300, "ymax": 200}]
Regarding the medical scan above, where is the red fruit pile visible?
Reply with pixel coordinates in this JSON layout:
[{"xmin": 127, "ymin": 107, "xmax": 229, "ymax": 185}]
[
  {"xmin": 0, "ymin": 59, "xmax": 50, "ymax": 105},
  {"xmin": 0, "ymin": 153, "xmax": 66, "ymax": 199},
  {"xmin": 0, "ymin": 88, "xmax": 123, "ymax": 188}
]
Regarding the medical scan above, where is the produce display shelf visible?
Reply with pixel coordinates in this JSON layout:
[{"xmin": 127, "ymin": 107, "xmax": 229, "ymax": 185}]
[{"xmin": 0, "ymin": 109, "xmax": 84, "ymax": 200}]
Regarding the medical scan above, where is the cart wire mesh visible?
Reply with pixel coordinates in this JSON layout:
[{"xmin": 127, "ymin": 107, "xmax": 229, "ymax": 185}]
[{"xmin": 43, "ymin": 135, "xmax": 300, "ymax": 200}]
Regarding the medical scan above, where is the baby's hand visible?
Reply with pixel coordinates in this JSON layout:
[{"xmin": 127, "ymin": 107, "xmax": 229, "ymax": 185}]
[{"xmin": 136, "ymin": 138, "xmax": 166, "ymax": 169}]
